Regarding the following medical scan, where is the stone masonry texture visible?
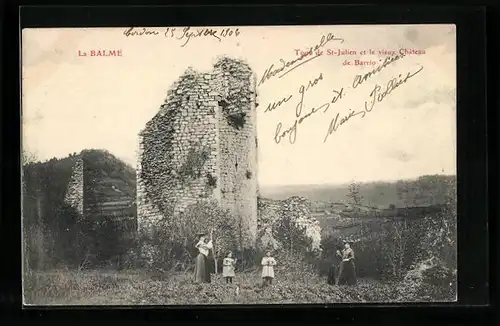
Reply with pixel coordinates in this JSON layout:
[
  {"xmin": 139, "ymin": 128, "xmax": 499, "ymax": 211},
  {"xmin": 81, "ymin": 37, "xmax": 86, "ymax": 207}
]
[
  {"xmin": 63, "ymin": 157, "xmax": 84, "ymax": 216},
  {"xmin": 137, "ymin": 57, "xmax": 258, "ymax": 249},
  {"xmin": 257, "ymin": 196, "xmax": 321, "ymax": 252}
]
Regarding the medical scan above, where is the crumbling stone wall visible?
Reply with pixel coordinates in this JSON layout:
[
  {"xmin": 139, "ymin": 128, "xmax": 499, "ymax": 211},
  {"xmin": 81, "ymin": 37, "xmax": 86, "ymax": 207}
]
[
  {"xmin": 63, "ymin": 157, "xmax": 84, "ymax": 216},
  {"xmin": 136, "ymin": 138, "xmax": 163, "ymax": 233},
  {"xmin": 137, "ymin": 57, "xmax": 258, "ymax": 248},
  {"xmin": 257, "ymin": 196, "xmax": 322, "ymax": 252},
  {"xmin": 213, "ymin": 59, "xmax": 258, "ymax": 247}
]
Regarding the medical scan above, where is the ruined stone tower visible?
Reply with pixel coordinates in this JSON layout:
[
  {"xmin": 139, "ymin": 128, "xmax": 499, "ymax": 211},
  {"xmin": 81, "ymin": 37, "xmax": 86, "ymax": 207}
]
[{"xmin": 137, "ymin": 57, "xmax": 258, "ymax": 249}]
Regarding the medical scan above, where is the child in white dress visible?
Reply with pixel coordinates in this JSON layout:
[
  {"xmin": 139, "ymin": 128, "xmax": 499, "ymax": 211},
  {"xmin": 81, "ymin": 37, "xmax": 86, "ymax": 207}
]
[
  {"xmin": 222, "ymin": 251, "xmax": 236, "ymax": 284},
  {"xmin": 261, "ymin": 251, "xmax": 277, "ymax": 286}
]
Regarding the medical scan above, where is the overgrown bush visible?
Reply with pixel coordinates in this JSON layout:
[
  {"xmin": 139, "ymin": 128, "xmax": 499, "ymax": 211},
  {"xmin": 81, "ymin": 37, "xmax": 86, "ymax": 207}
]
[
  {"xmin": 138, "ymin": 200, "xmax": 240, "ymax": 275},
  {"xmin": 324, "ymin": 213, "xmax": 455, "ymax": 283},
  {"xmin": 274, "ymin": 214, "xmax": 313, "ymax": 257},
  {"xmin": 348, "ymin": 219, "xmax": 424, "ymax": 280},
  {"xmin": 396, "ymin": 257, "xmax": 456, "ymax": 302},
  {"xmin": 318, "ymin": 176, "xmax": 457, "ymax": 298},
  {"xmin": 23, "ymin": 223, "xmax": 50, "ymax": 271}
]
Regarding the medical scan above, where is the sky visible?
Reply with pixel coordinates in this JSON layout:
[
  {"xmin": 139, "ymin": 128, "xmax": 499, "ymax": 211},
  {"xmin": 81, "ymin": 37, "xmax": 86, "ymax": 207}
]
[{"xmin": 21, "ymin": 25, "xmax": 456, "ymax": 186}]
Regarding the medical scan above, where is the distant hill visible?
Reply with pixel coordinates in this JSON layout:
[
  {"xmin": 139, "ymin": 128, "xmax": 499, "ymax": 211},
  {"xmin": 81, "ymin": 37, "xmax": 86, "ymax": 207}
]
[
  {"xmin": 23, "ymin": 149, "xmax": 137, "ymax": 224},
  {"xmin": 259, "ymin": 175, "xmax": 456, "ymax": 210},
  {"xmin": 22, "ymin": 149, "xmax": 138, "ymax": 268},
  {"xmin": 80, "ymin": 149, "xmax": 136, "ymax": 200}
]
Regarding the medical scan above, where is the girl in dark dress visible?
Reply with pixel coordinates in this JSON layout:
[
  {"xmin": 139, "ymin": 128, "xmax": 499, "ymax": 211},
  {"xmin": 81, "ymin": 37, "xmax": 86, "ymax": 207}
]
[{"xmin": 337, "ymin": 242, "xmax": 357, "ymax": 285}]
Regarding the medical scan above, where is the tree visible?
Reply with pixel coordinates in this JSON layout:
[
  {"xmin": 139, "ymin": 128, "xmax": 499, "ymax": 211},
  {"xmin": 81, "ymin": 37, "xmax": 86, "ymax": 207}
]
[
  {"xmin": 22, "ymin": 149, "xmax": 39, "ymax": 166},
  {"xmin": 347, "ymin": 182, "xmax": 363, "ymax": 207},
  {"xmin": 140, "ymin": 200, "xmax": 239, "ymax": 274},
  {"xmin": 347, "ymin": 181, "xmax": 365, "ymax": 241},
  {"xmin": 21, "ymin": 150, "xmax": 47, "ymax": 271},
  {"xmin": 380, "ymin": 220, "xmax": 412, "ymax": 279},
  {"xmin": 183, "ymin": 201, "xmax": 238, "ymax": 274}
]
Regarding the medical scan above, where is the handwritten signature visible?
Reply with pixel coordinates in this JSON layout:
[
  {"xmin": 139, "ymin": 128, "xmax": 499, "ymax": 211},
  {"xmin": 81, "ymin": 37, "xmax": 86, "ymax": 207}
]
[
  {"xmin": 323, "ymin": 66, "xmax": 424, "ymax": 143},
  {"xmin": 258, "ymin": 33, "xmax": 344, "ymax": 87}
]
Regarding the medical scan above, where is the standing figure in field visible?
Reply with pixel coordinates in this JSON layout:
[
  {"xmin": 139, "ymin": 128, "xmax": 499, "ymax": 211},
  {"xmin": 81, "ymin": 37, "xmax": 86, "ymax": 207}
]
[
  {"xmin": 327, "ymin": 247, "xmax": 342, "ymax": 285},
  {"xmin": 222, "ymin": 251, "xmax": 236, "ymax": 284},
  {"xmin": 194, "ymin": 230, "xmax": 213, "ymax": 284},
  {"xmin": 261, "ymin": 251, "xmax": 277, "ymax": 286},
  {"xmin": 337, "ymin": 242, "xmax": 357, "ymax": 285}
]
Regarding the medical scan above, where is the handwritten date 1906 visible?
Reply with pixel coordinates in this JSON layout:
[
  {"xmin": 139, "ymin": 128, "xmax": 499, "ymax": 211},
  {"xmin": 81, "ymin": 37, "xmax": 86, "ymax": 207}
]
[
  {"xmin": 323, "ymin": 66, "xmax": 424, "ymax": 143},
  {"xmin": 122, "ymin": 27, "xmax": 240, "ymax": 47}
]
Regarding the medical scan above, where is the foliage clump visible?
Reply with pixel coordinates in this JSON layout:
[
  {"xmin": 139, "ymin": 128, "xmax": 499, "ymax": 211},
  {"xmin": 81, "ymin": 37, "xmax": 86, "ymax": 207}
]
[
  {"xmin": 177, "ymin": 146, "xmax": 210, "ymax": 182},
  {"xmin": 319, "ymin": 176, "xmax": 457, "ymax": 299},
  {"xmin": 138, "ymin": 201, "xmax": 239, "ymax": 274},
  {"xmin": 226, "ymin": 112, "xmax": 247, "ymax": 130}
]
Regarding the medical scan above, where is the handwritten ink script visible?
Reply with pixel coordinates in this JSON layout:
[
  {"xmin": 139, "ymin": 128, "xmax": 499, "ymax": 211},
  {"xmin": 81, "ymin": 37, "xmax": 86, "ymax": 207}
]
[
  {"xmin": 273, "ymin": 73, "xmax": 345, "ymax": 145},
  {"xmin": 263, "ymin": 51, "xmax": 424, "ymax": 145},
  {"xmin": 258, "ymin": 33, "xmax": 345, "ymax": 86},
  {"xmin": 323, "ymin": 66, "xmax": 424, "ymax": 143},
  {"xmin": 122, "ymin": 27, "xmax": 240, "ymax": 47}
]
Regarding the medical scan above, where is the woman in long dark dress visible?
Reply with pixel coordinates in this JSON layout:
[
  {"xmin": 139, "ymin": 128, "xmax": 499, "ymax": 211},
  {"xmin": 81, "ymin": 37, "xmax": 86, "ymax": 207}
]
[
  {"xmin": 337, "ymin": 242, "xmax": 357, "ymax": 285},
  {"xmin": 327, "ymin": 248, "xmax": 341, "ymax": 285},
  {"xmin": 327, "ymin": 262, "xmax": 336, "ymax": 285},
  {"xmin": 194, "ymin": 232, "xmax": 213, "ymax": 284}
]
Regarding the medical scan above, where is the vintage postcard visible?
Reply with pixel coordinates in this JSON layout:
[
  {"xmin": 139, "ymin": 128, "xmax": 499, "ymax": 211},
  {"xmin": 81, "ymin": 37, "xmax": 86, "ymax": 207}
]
[{"xmin": 21, "ymin": 24, "xmax": 457, "ymax": 305}]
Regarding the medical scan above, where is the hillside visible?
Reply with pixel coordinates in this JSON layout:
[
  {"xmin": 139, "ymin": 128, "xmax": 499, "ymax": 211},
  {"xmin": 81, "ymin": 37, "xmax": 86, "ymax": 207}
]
[
  {"xmin": 260, "ymin": 175, "xmax": 456, "ymax": 209},
  {"xmin": 23, "ymin": 149, "xmax": 138, "ymax": 268}
]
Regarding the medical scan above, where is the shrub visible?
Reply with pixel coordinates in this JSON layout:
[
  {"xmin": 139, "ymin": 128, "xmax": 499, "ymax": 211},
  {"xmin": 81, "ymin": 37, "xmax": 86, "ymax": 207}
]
[
  {"xmin": 138, "ymin": 200, "xmax": 239, "ymax": 275},
  {"xmin": 226, "ymin": 112, "xmax": 247, "ymax": 130},
  {"xmin": 396, "ymin": 257, "xmax": 456, "ymax": 302},
  {"xmin": 177, "ymin": 146, "xmax": 211, "ymax": 181},
  {"xmin": 206, "ymin": 173, "xmax": 217, "ymax": 188}
]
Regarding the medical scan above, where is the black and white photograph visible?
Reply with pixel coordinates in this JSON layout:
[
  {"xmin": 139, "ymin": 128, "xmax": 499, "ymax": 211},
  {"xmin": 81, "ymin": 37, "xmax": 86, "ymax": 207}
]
[{"xmin": 21, "ymin": 24, "xmax": 457, "ymax": 305}]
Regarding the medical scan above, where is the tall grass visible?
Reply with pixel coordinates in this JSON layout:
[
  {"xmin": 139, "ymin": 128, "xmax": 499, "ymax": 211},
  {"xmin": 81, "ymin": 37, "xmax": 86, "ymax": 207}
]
[{"xmin": 23, "ymin": 267, "xmax": 453, "ymax": 305}]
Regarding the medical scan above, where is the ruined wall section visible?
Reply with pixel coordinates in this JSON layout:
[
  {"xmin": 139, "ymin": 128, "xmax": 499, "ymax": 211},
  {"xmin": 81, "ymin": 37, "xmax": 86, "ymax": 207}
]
[
  {"xmin": 137, "ymin": 69, "xmax": 221, "ymax": 233},
  {"xmin": 256, "ymin": 197, "xmax": 282, "ymax": 250},
  {"xmin": 257, "ymin": 196, "xmax": 322, "ymax": 252},
  {"xmin": 137, "ymin": 58, "xmax": 259, "ymax": 249},
  {"xmin": 169, "ymin": 69, "xmax": 220, "ymax": 213},
  {"xmin": 136, "ymin": 135, "xmax": 163, "ymax": 233},
  {"xmin": 63, "ymin": 157, "xmax": 84, "ymax": 217},
  {"xmin": 212, "ymin": 58, "xmax": 258, "ymax": 249}
]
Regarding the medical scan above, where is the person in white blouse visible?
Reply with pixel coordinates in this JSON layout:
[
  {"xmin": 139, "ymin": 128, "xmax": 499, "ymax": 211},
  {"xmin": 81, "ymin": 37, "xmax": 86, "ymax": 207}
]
[
  {"xmin": 337, "ymin": 242, "xmax": 356, "ymax": 285},
  {"xmin": 261, "ymin": 251, "xmax": 277, "ymax": 286},
  {"xmin": 194, "ymin": 231, "xmax": 213, "ymax": 284}
]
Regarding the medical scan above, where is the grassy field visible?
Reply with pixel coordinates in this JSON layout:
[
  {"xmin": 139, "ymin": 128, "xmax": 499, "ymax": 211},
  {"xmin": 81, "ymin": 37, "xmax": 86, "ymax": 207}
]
[{"xmin": 22, "ymin": 268, "xmax": 440, "ymax": 305}]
